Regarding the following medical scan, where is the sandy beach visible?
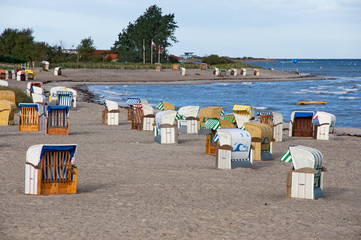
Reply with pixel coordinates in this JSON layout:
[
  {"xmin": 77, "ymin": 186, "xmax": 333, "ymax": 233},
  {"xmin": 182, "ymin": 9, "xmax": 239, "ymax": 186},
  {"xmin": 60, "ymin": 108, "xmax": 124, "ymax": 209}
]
[{"xmin": 1, "ymin": 68, "xmax": 360, "ymax": 239}]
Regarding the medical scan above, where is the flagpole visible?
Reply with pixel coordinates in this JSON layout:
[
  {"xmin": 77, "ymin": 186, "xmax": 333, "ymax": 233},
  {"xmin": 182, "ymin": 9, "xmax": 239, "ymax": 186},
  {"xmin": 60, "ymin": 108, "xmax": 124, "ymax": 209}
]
[
  {"xmin": 158, "ymin": 48, "xmax": 160, "ymax": 63},
  {"xmin": 143, "ymin": 39, "xmax": 145, "ymax": 64},
  {"xmin": 151, "ymin": 39, "xmax": 153, "ymax": 64}
]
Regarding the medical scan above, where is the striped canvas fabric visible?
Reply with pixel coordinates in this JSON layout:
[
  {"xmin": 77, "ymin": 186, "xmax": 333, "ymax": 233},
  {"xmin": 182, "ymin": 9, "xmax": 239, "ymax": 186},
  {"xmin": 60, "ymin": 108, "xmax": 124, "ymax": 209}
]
[
  {"xmin": 57, "ymin": 91, "xmax": 72, "ymax": 107},
  {"xmin": 280, "ymin": 150, "xmax": 292, "ymax": 162},
  {"xmin": 223, "ymin": 114, "xmax": 235, "ymax": 123},
  {"xmin": 239, "ymin": 125, "xmax": 246, "ymax": 130},
  {"xmin": 203, "ymin": 118, "xmax": 221, "ymax": 130},
  {"xmin": 221, "ymin": 110, "xmax": 225, "ymax": 116},
  {"xmin": 213, "ymin": 133, "xmax": 219, "ymax": 142},
  {"xmin": 259, "ymin": 111, "xmax": 272, "ymax": 115},
  {"xmin": 233, "ymin": 105, "xmax": 252, "ymax": 119},
  {"xmin": 231, "ymin": 159, "xmax": 250, "ymax": 162},
  {"xmin": 175, "ymin": 112, "xmax": 182, "ymax": 121},
  {"xmin": 126, "ymin": 98, "xmax": 141, "ymax": 106},
  {"xmin": 156, "ymin": 101, "xmax": 164, "ymax": 110}
]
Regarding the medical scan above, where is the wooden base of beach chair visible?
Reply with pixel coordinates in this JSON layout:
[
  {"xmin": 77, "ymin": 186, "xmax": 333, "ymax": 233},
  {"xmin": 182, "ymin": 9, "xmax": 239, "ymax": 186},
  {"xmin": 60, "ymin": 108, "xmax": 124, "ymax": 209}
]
[
  {"xmin": 19, "ymin": 124, "xmax": 39, "ymax": 132},
  {"xmin": 102, "ymin": 110, "xmax": 119, "ymax": 125},
  {"xmin": 143, "ymin": 116, "xmax": 155, "ymax": 131},
  {"xmin": 46, "ymin": 127, "xmax": 69, "ymax": 135},
  {"xmin": 127, "ymin": 107, "xmax": 132, "ymax": 121},
  {"xmin": 131, "ymin": 121, "xmax": 143, "ymax": 130},
  {"xmin": 286, "ymin": 169, "xmax": 324, "ymax": 200},
  {"xmin": 216, "ymin": 147, "xmax": 252, "ymax": 169},
  {"xmin": 205, "ymin": 134, "xmax": 217, "ymax": 156}
]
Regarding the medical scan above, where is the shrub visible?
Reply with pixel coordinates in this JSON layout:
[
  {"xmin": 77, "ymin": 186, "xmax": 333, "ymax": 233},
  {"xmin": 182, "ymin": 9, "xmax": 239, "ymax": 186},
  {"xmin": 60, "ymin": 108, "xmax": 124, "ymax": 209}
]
[{"xmin": 0, "ymin": 86, "xmax": 33, "ymax": 106}]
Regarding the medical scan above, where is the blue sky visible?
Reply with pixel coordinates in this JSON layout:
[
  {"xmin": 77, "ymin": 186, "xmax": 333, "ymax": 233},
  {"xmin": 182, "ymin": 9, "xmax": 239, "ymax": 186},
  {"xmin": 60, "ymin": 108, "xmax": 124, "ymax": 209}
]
[{"xmin": 1, "ymin": 0, "xmax": 361, "ymax": 58}]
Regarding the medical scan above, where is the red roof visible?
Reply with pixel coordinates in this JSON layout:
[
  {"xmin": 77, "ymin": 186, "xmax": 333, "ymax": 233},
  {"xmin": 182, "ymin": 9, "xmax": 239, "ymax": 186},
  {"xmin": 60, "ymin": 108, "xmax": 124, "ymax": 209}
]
[
  {"xmin": 93, "ymin": 50, "xmax": 110, "ymax": 56},
  {"xmin": 104, "ymin": 54, "xmax": 118, "ymax": 60}
]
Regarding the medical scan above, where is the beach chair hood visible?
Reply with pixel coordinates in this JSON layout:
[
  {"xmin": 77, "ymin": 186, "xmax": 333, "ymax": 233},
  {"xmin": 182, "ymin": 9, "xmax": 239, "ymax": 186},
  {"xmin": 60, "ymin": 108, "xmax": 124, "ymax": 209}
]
[
  {"xmin": 178, "ymin": 106, "xmax": 199, "ymax": 119},
  {"xmin": 155, "ymin": 110, "xmax": 177, "ymax": 127},
  {"xmin": 289, "ymin": 145, "xmax": 323, "ymax": 171},
  {"xmin": 142, "ymin": 103, "xmax": 154, "ymax": 116},
  {"xmin": 217, "ymin": 129, "xmax": 252, "ymax": 160},
  {"xmin": 126, "ymin": 98, "xmax": 141, "ymax": 106},
  {"xmin": 47, "ymin": 105, "xmax": 69, "ymax": 114},
  {"xmin": 26, "ymin": 144, "xmax": 77, "ymax": 166},
  {"xmin": 244, "ymin": 122, "xmax": 273, "ymax": 151},
  {"xmin": 105, "ymin": 100, "xmax": 119, "ymax": 111}
]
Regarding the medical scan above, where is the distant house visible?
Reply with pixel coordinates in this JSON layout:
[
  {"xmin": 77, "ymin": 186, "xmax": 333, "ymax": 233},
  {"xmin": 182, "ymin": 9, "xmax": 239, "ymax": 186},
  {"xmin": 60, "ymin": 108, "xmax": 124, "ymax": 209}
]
[
  {"xmin": 93, "ymin": 50, "xmax": 111, "ymax": 57},
  {"xmin": 104, "ymin": 54, "xmax": 119, "ymax": 62},
  {"xmin": 62, "ymin": 49, "xmax": 78, "ymax": 55}
]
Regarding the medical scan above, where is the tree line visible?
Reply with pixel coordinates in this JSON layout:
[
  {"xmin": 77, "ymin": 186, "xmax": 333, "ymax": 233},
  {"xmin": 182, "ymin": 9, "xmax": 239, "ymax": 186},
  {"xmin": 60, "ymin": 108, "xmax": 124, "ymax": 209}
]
[{"xmin": 0, "ymin": 5, "xmax": 180, "ymax": 64}]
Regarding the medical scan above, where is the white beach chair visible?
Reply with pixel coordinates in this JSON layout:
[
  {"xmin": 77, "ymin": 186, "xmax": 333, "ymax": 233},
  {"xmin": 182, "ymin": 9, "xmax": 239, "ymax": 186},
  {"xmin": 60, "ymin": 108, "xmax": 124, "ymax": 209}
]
[
  {"xmin": 154, "ymin": 110, "xmax": 178, "ymax": 144},
  {"xmin": 283, "ymin": 145, "xmax": 325, "ymax": 200},
  {"xmin": 313, "ymin": 111, "xmax": 336, "ymax": 140},
  {"xmin": 177, "ymin": 105, "xmax": 199, "ymax": 134},
  {"xmin": 142, "ymin": 103, "xmax": 155, "ymax": 131},
  {"xmin": 25, "ymin": 144, "xmax": 77, "ymax": 195},
  {"xmin": 0, "ymin": 80, "xmax": 8, "ymax": 87},
  {"xmin": 54, "ymin": 67, "xmax": 62, "ymax": 76},
  {"xmin": 17, "ymin": 71, "xmax": 28, "ymax": 81},
  {"xmin": 102, "ymin": 100, "xmax": 119, "ymax": 125},
  {"xmin": 216, "ymin": 129, "xmax": 253, "ymax": 169},
  {"xmin": 49, "ymin": 86, "xmax": 67, "ymax": 102}
]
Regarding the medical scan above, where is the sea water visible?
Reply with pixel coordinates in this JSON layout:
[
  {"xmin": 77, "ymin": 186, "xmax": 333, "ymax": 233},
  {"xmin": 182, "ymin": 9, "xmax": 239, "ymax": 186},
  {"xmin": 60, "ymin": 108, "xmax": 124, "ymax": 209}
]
[{"xmin": 88, "ymin": 59, "xmax": 361, "ymax": 129}]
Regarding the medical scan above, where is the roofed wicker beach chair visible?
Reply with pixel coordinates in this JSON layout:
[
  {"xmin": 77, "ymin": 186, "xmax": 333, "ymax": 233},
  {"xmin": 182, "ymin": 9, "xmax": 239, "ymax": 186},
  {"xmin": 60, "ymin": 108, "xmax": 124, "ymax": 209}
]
[
  {"xmin": 259, "ymin": 111, "xmax": 284, "ymax": 142},
  {"xmin": 289, "ymin": 111, "xmax": 315, "ymax": 137},
  {"xmin": 215, "ymin": 128, "xmax": 253, "ymax": 169},
  {"xmin": 25, "ymin": 144, "xmax": 78, "ymax": 195},
  {"xmin": 57, "ymin": 91, "xmax": 73, "ymax": 108},
  {"xmin": 142, "ymin": 103, "xmax": 155, "ymax": 131},
  {"xmin": 18, "ymin": 103, "xmax": 45, "ymax": 131},
  {"xmin": 233, "ymin": 104, "xmax": 254, "ymax": 129},
  {"xmin": 102, "ymin": 100, "xmax": 119, "ymax": 125},
  {"xmin": 177, "ymin": 105, "xmax": 199, "ymax": 134},
  {"xmin": 281, "ymin": 145, "xmax": 326, "ymax": 200},
  {"xmin": 46, "ymin": 105, "xmax": 69, "ymax": 135},
  {"xmin": 244, "ymin": 122, "xmax": 274, "ymax": 161},
  {"xmin": 154, "ymin": 110, "xmax": 178, "ymax": 144},
  {"xmin": 0, "ymin": 100, "xmax": 16, "ymax": 125},
  {"xmin": 312, "ymin": 111, "xmax": 336, "ymax": 140}
]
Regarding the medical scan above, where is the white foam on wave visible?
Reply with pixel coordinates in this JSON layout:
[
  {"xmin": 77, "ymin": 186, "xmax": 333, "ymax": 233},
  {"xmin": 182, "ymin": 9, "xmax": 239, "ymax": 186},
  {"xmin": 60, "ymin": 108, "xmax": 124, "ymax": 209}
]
[
  {"xmin": 337, "ymin": 86, "xmax": 359, "ymax": 92},
  {"xmin": 293, "ymin": 92, "xmax": 307, "ymax": 94},
  {"xmin": 300, "ymin": 89, "xmax": 348, "ymax": 95},
  {"xmin": 339, "ymin": 97, "xmax": 361, "ymax": 100},
  {"xmin": 253, "ymin": 106, "xmax": 268, "ymax": 110},
  {"xmin": 242, "ymin": 82, "xmax": 253, "ymax": 85}
]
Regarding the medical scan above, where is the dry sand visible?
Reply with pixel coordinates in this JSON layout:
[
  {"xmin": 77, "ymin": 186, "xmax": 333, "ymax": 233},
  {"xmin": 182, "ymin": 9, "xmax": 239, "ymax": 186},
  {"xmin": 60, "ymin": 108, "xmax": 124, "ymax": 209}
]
[{"xmin": 1, "ymin": 69, "xmax": 360, "ymax": 239}]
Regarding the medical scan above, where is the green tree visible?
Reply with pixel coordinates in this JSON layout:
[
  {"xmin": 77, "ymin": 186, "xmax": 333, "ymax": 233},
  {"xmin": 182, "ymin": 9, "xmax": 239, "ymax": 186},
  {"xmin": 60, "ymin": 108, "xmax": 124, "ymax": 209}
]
[
  {"xmin": 32, "ymin": 42, "xmax": 52, "ymax": 62},
  {"xmin": 77, "ymin": 37, "xmax": 96, "ymax": 62},
  {"xmin": 112, "ymin": 5, "xmax": 178, "ymax": 63},
  {"xmin": 202, "ymin": 55, "xmax": 233, "ymax": 65},
  {"xmin": 0, "ymin": 28, "xmax": 35, "ymax": 61}
]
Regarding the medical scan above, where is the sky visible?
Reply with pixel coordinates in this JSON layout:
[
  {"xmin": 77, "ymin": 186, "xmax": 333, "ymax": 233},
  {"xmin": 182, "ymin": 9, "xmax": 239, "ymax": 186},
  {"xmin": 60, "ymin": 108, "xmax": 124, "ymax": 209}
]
[{"xmin": 1, "ymin": 0, "xmax": 361, "ymax": 59}]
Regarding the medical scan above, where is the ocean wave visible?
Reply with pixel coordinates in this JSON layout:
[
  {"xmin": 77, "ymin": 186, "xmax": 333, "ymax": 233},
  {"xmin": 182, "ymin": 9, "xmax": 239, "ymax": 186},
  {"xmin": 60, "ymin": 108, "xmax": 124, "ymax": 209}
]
[
  {"xmin": 338, "ymin": 97, "xmax": 361, "ymax": 100},
  {"xmin": 337, "ymin": 86, "xmax": 359, "ymax": 92},
  {"xmin": 293, "ymin": 92, "xmax": 307, "ymax": 94},
  {"xmin": 300, "ymin": 89, "xmax": 348, "ymax": 95},
  {"xmin": 242, "ymin": 82, "xmax": 253, "ymax": 85},
  {"xmin": 253, "ymin": 106, "xmax": 268, "ymax": 110}
]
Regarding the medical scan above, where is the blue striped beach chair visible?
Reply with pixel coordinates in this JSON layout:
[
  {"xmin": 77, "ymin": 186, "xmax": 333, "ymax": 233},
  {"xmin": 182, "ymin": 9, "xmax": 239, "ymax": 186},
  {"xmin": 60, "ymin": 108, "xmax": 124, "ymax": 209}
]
[
  {"xmin": 46, "ymin": 105, "xmax": 69, "ymax": 135},
  {"xmin": 25, "ymin": 144, "xmax": 77, "ymax": 195},
  {"xmin": 282, "ymin": 145, "xmax": 325, "ymax": 200},
  {"xmin": 57, "ymin": 91, "xmax": 73, "ymax": 108},
  {"xmin": 215, "ymin": 129, "xmax": 253, "ymax": 169}
]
